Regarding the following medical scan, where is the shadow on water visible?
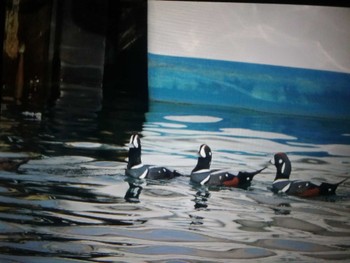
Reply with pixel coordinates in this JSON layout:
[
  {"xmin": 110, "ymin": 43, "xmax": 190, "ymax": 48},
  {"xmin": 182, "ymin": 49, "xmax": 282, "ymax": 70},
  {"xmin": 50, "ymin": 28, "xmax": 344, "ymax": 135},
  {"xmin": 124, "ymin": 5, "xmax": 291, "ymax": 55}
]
[
  {"xmin": 1, "ymin": 100, "xmax": 350, "ymax": 262},
  {"xmin": 1, "ymin": 96, "xmax": 147, "ymax": 160}
]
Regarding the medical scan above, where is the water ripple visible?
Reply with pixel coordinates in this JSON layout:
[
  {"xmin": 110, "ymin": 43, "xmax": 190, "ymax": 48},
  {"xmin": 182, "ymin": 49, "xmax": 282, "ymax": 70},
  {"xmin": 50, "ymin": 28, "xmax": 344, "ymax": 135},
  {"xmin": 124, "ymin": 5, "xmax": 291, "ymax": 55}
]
[{"xmin": 1, "ymin": 101, "xmax": 350, "ymax": 261}]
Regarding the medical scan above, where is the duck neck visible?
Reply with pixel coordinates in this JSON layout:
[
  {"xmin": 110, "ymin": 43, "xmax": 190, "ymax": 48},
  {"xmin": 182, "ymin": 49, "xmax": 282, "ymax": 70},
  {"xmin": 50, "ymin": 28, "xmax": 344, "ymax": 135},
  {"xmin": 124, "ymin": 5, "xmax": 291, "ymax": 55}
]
[
  {"xmin": 274, "ymin": 162, "xmax": 291, "ymax": 181},
  {"xmin": 274, "ymin": 171, "xmax": 290, "ymax": 181},
  {"xmin": 192, "ymin": 157, "xmax": 211, "ymax": 173},
  {"xmin": 128, "ymin": 147, "xmax": 141, "ymax": 169}
]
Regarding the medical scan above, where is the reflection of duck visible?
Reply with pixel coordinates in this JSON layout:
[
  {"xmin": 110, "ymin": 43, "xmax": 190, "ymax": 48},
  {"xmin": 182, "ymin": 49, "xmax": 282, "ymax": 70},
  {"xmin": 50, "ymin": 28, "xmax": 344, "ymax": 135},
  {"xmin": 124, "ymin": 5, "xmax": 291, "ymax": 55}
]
[
  {"xmin": 191, "ymin": 144, "xmax": 266, "ymax": 188},
  {"xmin": 124, "ymin": 182, "xmax": 143, "ymax": 203},
  {"xmin": 126, "ymin": 134, "xmax": 182, "ymax": 179},
  {"xmin": 0, "ymin": 157, "xmax": 30, "ymax": 172},
  {"xmin": 272, "ymin": 202, "xmax": 291, "ymax": 215},
  {"xmin": 271, "ymin": 152, "xmax": 348, "ymax": 197},
  {"xmin": 193, "ymin": 188, "xmax": 210, "ymax": 209}
]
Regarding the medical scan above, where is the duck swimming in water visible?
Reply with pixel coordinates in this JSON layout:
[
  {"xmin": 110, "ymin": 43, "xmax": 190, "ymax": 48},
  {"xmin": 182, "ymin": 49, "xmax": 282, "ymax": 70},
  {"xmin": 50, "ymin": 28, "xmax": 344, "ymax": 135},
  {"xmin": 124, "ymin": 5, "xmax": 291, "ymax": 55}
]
[
  {"xmin": 125, "ymin": 134, "xmax": 181, "ymax": 179},
  {"xmin": 270, "ymin": 152, "xmax": 347, "ymax": 197},
  {"xmin": 191, "ymin": 144, "xmax": 266, "ymax": 188}
]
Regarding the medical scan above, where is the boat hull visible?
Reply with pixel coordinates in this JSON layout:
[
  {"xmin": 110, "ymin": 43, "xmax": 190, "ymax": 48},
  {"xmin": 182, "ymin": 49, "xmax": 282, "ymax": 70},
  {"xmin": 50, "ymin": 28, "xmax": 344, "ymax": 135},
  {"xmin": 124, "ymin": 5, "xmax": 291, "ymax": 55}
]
[{"xmin": 148, "ymin": 54, "xmax": 350, "ymax": 118}]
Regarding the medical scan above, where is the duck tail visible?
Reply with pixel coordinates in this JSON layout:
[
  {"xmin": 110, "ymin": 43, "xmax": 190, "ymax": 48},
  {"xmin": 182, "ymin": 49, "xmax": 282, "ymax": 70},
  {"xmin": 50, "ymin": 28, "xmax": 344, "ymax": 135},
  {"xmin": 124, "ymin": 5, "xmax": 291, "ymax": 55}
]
[
  {"xmin": 18, "ymin": 157, "xmax": 32, "ymax": 165},
  {"xmin": 237, "ymin": 166, "xmax": 267, "ymax": 180},
  {"xmin": 238, "ymin": 166, "xmax": 267, "ymax": 179},
  {"xmin": 319, "ymin": 178, "xmax": 348, "ymax": 196},
  {"xmin": 250, "ymin": 166, "xmax": 268, "ymax": 177},
  {"xmin": 172, "ymin": 170, "xmax": 183, "ymax": 177},
  {"xmin": 336, "ymin": 177, "xmax": 349, "ymax": 186}
]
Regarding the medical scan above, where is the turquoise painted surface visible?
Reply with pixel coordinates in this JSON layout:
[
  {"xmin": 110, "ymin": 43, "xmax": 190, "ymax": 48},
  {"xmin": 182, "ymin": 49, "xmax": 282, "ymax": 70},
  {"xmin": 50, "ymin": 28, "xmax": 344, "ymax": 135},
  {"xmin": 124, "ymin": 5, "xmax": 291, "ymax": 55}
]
[{"xmin": 148, "ymin": 53, "xmax": 350, "ymax": 118}]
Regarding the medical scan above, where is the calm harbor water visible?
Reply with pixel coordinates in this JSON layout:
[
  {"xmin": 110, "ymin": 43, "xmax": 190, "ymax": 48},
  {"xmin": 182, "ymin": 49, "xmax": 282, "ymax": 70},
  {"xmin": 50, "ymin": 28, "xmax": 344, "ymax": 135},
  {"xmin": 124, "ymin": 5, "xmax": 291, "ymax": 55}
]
[{"xmin": 0, "ymin": 100, "xmax": 350, "ymax": 262}]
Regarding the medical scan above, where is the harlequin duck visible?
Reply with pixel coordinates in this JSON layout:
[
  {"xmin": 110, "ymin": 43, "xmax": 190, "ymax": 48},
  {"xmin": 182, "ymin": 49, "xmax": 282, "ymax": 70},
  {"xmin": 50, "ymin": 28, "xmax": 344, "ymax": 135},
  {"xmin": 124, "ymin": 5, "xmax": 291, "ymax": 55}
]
[
  {"xmin": 191, "ymin": 144, "xmax": 266, "ymax": 188},
  {"xmin": 0, "ymin": 157, "xmax": 30, "ymax": 172},
  {"xmin": 126, "ymin": 134, "xmax": 181, "ymax": 179},
  {"xmin": 270, "ymin": 152, "xmax": 348, "ymax": 197}
]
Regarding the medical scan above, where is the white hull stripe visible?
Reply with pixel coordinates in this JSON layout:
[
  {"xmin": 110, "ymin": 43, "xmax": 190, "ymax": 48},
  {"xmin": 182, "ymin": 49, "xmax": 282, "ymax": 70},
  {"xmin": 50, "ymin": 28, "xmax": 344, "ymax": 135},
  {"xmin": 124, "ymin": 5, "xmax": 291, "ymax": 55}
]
[
  {"xmin": 200, "ymin": 175, "xmax": 211, "ymax": 185},
  {"xmin": 193, "ymin": 169, "xmax": 211, "ymax": 174},
  {"xmin": 131, "ymin": 164, "xmax": 143, "ymax": 169},
  {"xmin": 139, "ymin": 169, "xmax": 148, "ymax": 179},
  {"xmin": 281, "ymin": 183, "xmax": 291, "ymax": 193}
]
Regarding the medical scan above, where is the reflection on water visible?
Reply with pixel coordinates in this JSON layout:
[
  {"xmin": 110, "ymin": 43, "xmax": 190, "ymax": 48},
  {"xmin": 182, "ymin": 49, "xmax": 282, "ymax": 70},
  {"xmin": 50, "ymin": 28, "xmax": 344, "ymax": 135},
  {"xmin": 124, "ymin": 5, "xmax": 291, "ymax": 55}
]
[{"xmin": 0, "ymin": 100, "xmax": 350, "ymax": 262}]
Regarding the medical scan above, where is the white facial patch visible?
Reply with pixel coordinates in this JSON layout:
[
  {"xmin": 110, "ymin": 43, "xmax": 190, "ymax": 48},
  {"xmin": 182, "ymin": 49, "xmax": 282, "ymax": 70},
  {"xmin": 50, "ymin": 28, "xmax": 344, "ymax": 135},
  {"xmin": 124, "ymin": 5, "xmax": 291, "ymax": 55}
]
[
  {"xmin": 281, "ymin": 162, "xmax": 286, "ymax": 174},
  {"xmin": 130, "ymin": 135, "xmax": 139, "ymax": 148},
  {"xmin": 199, "ymin": 145, "xmax": 207, "ymax": 158}
]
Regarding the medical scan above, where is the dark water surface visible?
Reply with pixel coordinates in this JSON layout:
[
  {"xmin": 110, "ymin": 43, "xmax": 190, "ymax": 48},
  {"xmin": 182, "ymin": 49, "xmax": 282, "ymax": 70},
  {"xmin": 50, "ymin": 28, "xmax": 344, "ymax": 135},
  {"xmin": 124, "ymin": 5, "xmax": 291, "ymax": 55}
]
[{"xmin": 1, "ymin": 101, "xmax": 350, "ymax": 262}]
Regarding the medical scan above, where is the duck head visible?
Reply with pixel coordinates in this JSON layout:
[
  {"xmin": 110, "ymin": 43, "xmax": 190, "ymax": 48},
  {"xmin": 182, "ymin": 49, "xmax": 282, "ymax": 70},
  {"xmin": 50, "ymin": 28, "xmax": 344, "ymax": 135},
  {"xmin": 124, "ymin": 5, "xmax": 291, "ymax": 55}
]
[
  {"xmin": 270, "ymin": 152, "xmax": 292, "ymax": 181},
  {"xmin": 192, "ymin": 144, "xmax": 212, "ymax": 173},
  {"xmin": 127, "ymin": 134, "xmax": 142, "ymax": 169}
]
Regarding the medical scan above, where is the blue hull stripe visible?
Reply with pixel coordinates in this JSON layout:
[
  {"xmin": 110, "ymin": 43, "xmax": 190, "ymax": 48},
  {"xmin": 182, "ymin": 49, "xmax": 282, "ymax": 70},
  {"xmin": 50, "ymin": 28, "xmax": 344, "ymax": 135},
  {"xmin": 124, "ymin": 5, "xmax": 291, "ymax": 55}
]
[{"xmin": 148, "ymin": 53, "xmax": 350, "ymax": 118}]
